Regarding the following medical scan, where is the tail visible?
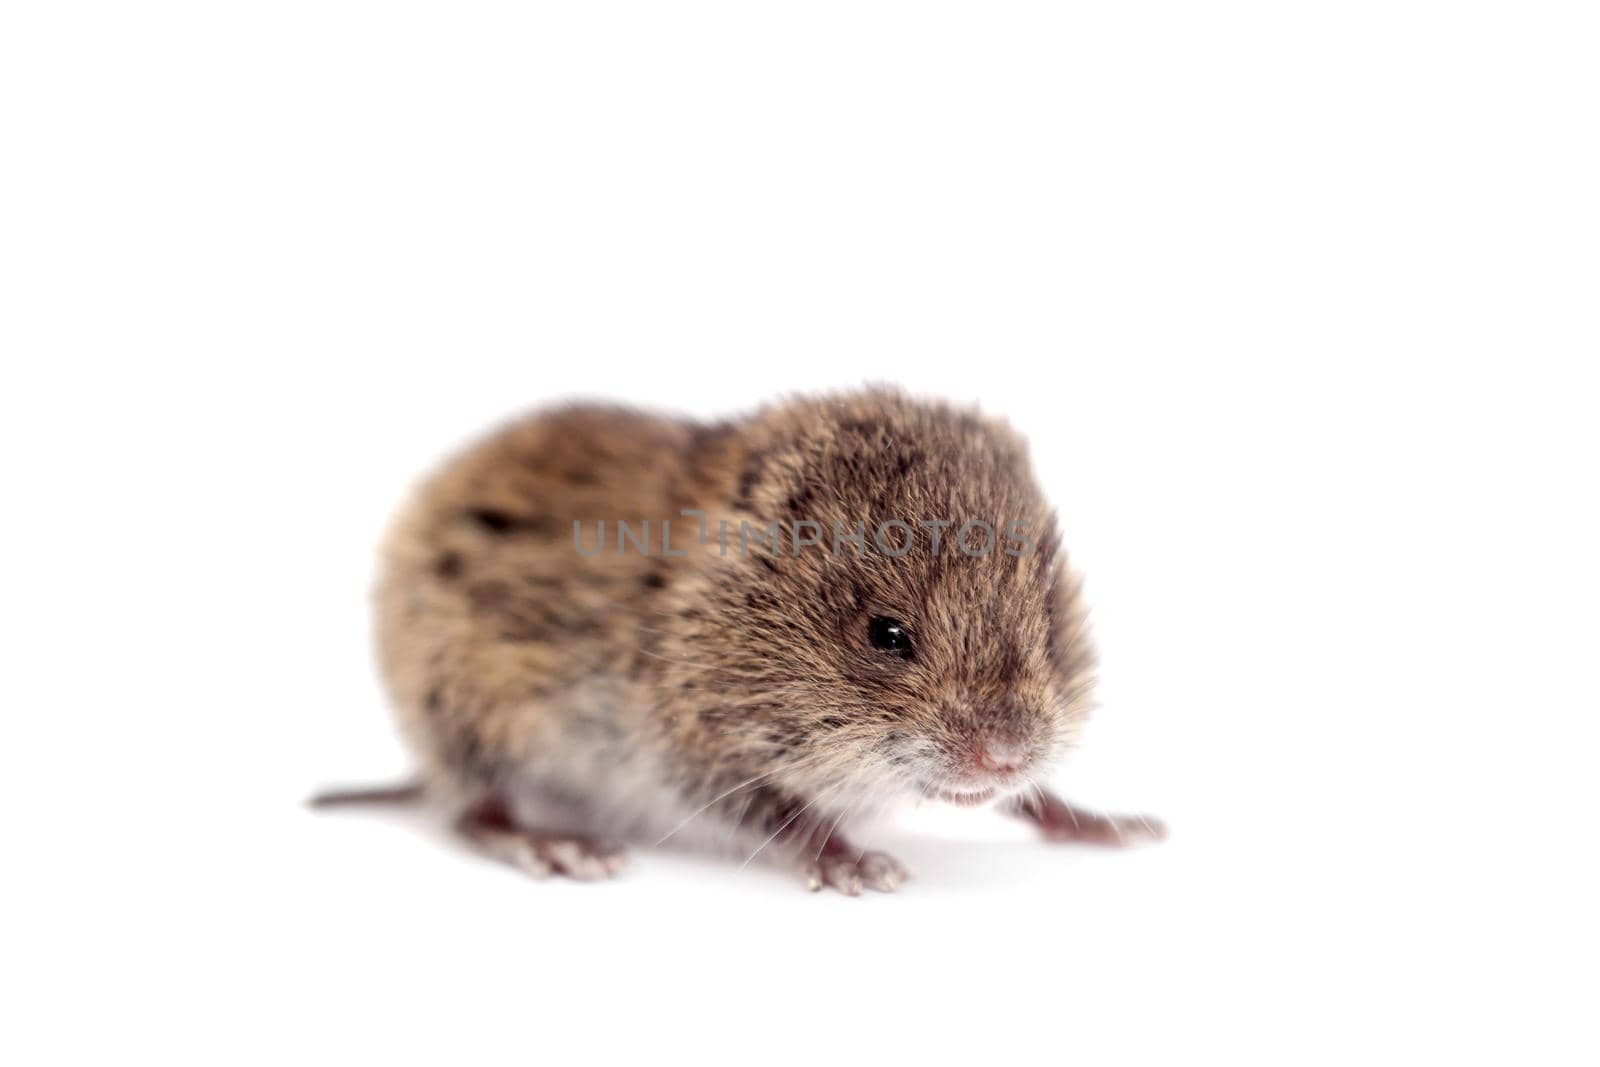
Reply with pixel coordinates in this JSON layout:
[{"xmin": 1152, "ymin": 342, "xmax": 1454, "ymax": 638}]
[{"xmin": 307, "ymin": 780, "xmax": 428, "ymax": 809}]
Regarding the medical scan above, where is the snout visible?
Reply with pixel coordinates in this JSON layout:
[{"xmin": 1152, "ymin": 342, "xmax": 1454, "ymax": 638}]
[
  {"xmin": 974, "ymin": 738, "xmax": 1029, "ymax": 775},
  {"xmin": 932, "ymin": 736, "xmax": 1036, "ymax": 805}
]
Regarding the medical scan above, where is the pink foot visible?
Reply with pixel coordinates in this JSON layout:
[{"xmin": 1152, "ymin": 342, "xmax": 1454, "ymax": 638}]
[{"xmin": 1007, "ymin": 790, "xmax": 1166, "ymax": 846}]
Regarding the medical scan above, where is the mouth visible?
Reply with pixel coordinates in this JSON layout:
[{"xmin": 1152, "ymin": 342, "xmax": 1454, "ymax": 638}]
[{"xmin": 935, "ymin": 785, "xmax": 999, "ymax": 806}]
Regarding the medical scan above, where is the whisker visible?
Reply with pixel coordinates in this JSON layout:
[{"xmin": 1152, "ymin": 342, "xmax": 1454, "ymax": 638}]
[
  {"xmin": 725, "ymin": 789, "xmax": 758, "ymax": 850},
  {"xmin": 814, "ymin": 789, "xmax": 858, "ymax": 862},
  {"xmin": 656, "ymin": 771, "xmax": 768, "ymax": 845},
  {"xmin": 740, "ymin": 780, "xmax": 844, "ymax": 870},
  {"xmin": 655, "ymin": 745, "xmax": 837, "ymax": 846}
]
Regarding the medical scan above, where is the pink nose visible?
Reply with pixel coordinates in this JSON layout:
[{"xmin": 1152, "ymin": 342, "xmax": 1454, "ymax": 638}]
[{"xmin": 975, "ymin": 740, "xmax": 1028, "ymax": 775}]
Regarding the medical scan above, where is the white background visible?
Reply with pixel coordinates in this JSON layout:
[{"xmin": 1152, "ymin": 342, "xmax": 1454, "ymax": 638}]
[{"xmin": 3, "ymin": 2, "xmax": 1596, "ymax": 1064}]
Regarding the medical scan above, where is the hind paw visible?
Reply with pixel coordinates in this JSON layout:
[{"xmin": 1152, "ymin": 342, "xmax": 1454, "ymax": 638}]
[
  {"xmin": 456, "ymin": 796, "xmax": 627, "ymax": 881},
  {"xmin": 495, "ymin": 832, "xmax": 629, "ymax": 881}
]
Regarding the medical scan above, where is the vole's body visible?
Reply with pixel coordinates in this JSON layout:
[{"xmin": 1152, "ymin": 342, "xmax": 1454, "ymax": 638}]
[{"xmin": 366, "ymin": 389, "xmax": 1160, "ymax": 891}]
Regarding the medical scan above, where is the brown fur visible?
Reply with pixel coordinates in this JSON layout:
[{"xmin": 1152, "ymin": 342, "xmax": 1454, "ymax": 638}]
[{"xmin": 368, "ymin": 387, "xmax": 1149, "ymax": 891}]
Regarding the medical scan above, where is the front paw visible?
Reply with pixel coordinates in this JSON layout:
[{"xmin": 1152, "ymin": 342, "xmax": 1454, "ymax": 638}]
[
  {"xmin": 1007, "ymin": 790, "xmax": 1167, "ymax": 847},
  {"xmin": 1040, "ymin": 808, "xmax": 1167, "ymax": 846},
  {"xmin": 802, "ymin": 849, "xmax": 910, "ymax": 895}
]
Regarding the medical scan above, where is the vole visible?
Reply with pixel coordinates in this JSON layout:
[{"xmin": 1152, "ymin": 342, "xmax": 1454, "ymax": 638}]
[{"xmin": 316, "ymin": 388, "xmax": 1163, "ymax": 893}]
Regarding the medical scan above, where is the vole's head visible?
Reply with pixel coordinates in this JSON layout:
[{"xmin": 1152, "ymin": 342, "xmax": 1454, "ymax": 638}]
[{"xmin": 671, "ymin": 389, "xmax": 1095, "ymax": 810}]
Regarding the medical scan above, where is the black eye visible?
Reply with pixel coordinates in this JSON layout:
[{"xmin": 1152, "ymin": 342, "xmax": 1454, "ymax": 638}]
[{"xmin": 868, "ymin": 616, "xmax": 914, "ymax": 658}]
